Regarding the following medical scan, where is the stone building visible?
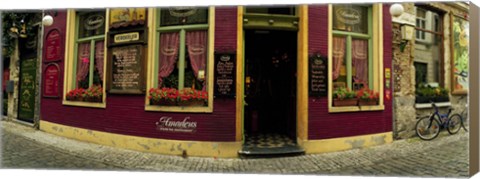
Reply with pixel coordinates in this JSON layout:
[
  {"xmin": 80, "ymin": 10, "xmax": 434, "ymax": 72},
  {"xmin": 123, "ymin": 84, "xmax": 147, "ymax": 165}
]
[{"xmin": 391, "ymin": 2, "xmax": 469, "ymax": 139}]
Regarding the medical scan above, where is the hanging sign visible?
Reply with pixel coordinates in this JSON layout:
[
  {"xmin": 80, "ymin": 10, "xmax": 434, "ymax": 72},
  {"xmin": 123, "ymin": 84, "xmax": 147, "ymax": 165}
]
[
  {"xmin": 309, "ymin": 54, "xmax": 328, "ymax": 96},
  {"xmin": 45, "ymin": 29, "xmax": 62, "ymax": 62},
  {"xmin": 43, "ymin": 63, "xmax": 60, "ymax": 98}
]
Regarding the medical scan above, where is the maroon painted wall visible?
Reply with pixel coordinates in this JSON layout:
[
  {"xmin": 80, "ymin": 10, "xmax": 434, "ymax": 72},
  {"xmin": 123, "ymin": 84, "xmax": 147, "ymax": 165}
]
[
  {"xmin": 41, "ymin": 8, "xmax": 238, "ymax": 142},
  {"xmin": 307, "ymin": 5, "xmax": 393, "ymax": 140}
]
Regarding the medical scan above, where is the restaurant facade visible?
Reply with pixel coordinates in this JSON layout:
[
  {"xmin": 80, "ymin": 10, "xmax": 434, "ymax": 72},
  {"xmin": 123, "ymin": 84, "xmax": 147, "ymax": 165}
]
[{"xmin": 38, "ymin": 4, "xmax": 394, "ymax": 158}]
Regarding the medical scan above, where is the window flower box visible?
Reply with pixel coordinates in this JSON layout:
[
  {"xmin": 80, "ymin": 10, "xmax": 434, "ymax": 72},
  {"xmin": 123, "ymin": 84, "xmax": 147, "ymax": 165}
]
[
  {"xmin": 333, "ymin": 98, "xmax": 358, "ymax": 106},
  {"xmin": 356, "ymin": 87, "xmax": 379, "ymax": 106}
]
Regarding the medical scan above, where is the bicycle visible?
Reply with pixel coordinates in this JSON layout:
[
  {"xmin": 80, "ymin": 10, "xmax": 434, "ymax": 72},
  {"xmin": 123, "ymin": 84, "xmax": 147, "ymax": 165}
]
[{"xmin": 415, "ymin": 102, "xmax": 463, "ymax": 140}]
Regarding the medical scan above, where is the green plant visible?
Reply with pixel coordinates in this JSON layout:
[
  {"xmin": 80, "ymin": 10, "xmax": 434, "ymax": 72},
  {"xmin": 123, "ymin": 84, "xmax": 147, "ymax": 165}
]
[{"xmin": 333, "ymin": 87, "xmax": 356, "ymax": 100}]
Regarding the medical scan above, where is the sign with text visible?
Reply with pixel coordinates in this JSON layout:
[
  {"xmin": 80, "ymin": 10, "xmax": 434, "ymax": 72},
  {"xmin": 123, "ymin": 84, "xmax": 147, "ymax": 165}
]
[
  {"xmin": 114, "ymin": 32, "xmax": 139, "ymax": 43},
  {"xmin": 309, "ymin": 55, "xmax": 328, "ymax": 96},
  {"xmin": 18, "ymin": 58, "xmax": 37, "ymax": 121},
  {"xmin": 45, "ymin": 29, "xmax": 62, "ymax": 62},
  {"xmin": 214, "ymin": 53, "xmax": 236, "ymax": 98},
  {"xmin": 43, "ymin": 63, "xmax": 60, "ymax": 98},
  {"xmin": 110, "ymin": 45, "xmax": 144, "ymax": 94},
  {"xmin": 155, "ymin": 116, "xmax": 197, "ymax": 133}
]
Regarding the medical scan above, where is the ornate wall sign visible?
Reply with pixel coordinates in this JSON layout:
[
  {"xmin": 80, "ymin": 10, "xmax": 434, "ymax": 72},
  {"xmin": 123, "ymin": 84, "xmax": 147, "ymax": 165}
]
[
  {"xmin": 84, "ymin": 14, "xmax": 105, "ymax": 30},
  {"xmin": 168, "ymin": 7, "xmax": 198, "ymax": 17},
  {"xmin": 155, "ymin": 116, "xmax": 197, "ymax": 133},
  {"xmin": 109, "ymin": 8, "xmax": 146, "ymax": 28},
  {"xmin": 43, "ymin": 63, "xmax": 60, "ymax": 98},
  {"xmin": 45, "ymin": 29, "xmax": 62, "ymax": 62}
]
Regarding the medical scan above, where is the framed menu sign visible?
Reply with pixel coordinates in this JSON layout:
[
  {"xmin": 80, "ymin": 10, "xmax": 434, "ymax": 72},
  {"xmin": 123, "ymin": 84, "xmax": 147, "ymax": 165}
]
[
  {"xmin": 109, "ymin": 45, "xmax": 145, "ymax": 94},
  {"xmin": 214, "ymin": 53, "xmax": 236, "ymax": 98},
  {"xmin": 43, "ymin": 63, "xmax": 60, "ymax": 98},
  {"xmin": 309, "ymin": 54, "xmax": 328, "ymax": 96},
  {"xmin": 44, "ymin": 29, "xmax": 62, "ymax": 62}
]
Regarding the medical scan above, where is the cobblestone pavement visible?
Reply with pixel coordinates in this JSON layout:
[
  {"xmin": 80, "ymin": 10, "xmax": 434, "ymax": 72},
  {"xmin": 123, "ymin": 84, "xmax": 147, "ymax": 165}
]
[{"xmin": 0, "ymin": 120, "xmax": 469, "ymax": 177}]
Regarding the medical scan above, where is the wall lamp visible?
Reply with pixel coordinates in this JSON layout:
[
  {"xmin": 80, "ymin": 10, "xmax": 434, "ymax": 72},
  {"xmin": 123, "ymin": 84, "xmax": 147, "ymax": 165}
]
[
  {"xmin": 42, "ymin": 10, "xmax": 57, "ymax": 27},
  {"xmin": 390, "ymin": 3, "xmax": 413, "ymax": 52}
]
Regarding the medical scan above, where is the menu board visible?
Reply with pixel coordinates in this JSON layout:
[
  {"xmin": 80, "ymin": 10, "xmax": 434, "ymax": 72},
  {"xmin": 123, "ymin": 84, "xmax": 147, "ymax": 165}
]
[
  {"xmin": 18, "ymin": 58, "xmax": 37, "ymax": 121},
  {"xmin": 110, "ymin": 45, "xmax": 144, "ymax": 93},
  {"xmin": 214, "ymin": 53, "xmax": 236, "ymax": 98},
  {"xmin": 45, "ymin": 29, "xmax": 62, "ymax": 62},
  {"xmin": 309, "ymin": 55, "xmax": 328, "ymax": 96},
  {"xmin": 43, "ymin": 63, "xmax": 60, "ymax": 97}
]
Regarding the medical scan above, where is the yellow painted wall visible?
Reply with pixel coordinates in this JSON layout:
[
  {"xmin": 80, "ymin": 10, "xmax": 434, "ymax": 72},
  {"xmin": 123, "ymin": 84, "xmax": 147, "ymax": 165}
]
[
  {"xmin": 300, "ymin": 132, "xmax": 393, "ymax": 154},
  {"xmin": 40, "ymin": 120, "xmax": 242, "ymax": 158}
]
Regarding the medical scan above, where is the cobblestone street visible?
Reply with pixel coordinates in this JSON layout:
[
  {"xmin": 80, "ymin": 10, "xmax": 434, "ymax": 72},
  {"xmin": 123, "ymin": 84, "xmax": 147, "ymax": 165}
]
[{"xmin": 0, "ymin": 120, "xmax": 469, "ymax": 177}]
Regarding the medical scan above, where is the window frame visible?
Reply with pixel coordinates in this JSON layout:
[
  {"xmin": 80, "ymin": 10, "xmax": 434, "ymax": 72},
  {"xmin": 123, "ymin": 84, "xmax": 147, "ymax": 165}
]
[
  {"xmin": 328, "ymin": 4, "xmax": 384, "ymax": 113},
  {"xmin": 144, "ymin": 7, "xmax": 215, "ymax": 113},
  {"xmin": 63, "ymin": 9, "xmax": 108, "ymax": 108}
]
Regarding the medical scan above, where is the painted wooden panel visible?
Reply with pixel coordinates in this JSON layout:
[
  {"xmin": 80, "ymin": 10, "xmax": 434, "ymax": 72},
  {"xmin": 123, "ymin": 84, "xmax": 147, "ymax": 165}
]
[
  {"xmin": 307, "ymin": 5, "xmax": 393, "ymax": 140},
  {"xmin": 41, "ymin": 9, "xmax": 239, "ymax": 142}
]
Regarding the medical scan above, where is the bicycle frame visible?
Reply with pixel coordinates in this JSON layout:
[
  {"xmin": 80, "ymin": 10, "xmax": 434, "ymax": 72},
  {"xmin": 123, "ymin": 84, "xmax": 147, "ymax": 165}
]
[{"xmin": 428, "ymin": 103, "xmax": 452, "ymax": 128}]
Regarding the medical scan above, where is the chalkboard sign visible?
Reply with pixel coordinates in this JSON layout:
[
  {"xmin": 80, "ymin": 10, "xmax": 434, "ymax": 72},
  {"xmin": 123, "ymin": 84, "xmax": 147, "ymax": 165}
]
[
  {"xmin": 214, "ymin": 53, "xmax": 236, "ymax": 98},
  {"xmin": 109, "ymin": 45, "xmax": 144, "ymax": 94},
  {"xmin": 309, "ymin": 54, "xmax": 328, "ymax": 96}
]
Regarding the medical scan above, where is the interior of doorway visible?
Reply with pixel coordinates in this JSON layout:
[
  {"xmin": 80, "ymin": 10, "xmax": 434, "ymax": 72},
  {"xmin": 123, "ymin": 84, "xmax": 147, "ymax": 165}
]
[{"xmin": 243, "ymin": 29, "xmax": 298, "ymax": 145}]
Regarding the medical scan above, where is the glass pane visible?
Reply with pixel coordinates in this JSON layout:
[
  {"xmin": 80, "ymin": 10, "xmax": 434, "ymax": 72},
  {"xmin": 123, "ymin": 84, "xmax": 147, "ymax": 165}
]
[
  {"xmin": 414, "ymin": 62, "xmax": 427, "ymax": 86},
  {"xmin": 78, "ymin": 10, "xmax": 106, "ymax": 38},
  {"xmin": 246, "ymin": 6, "xmax": 295, "ymax": 15},
  {"xmin": 183, "ymin": 31, "xmax": 207, "ymax": 91},
  {"xmin": 93, "ymin": 41, "xmax": 104, "ymax": 87},
  {"xmin": 158, "ymin": 32, "xmax": 180, "ymax": 88},
  {"xmin": 332, "ymin": 5, "xmax": 368, "ymax": 34},
  {"xmin": 414, "ymin": 31, "xmax": 442, "ymax": 86},
  {"xmin": 76, "ymin": 42, "xmax": 91, "ymax": 89},
  {"xmin": 160, "ymin": 8, "xmax": 208, "ymax": 26},
  {"xmin": 352, "ymin": 39, "xmax": 368, "ymax": 90},
  {"xmin": 332, "ymin": 36, "xmax": 347, "ymax": 90}
]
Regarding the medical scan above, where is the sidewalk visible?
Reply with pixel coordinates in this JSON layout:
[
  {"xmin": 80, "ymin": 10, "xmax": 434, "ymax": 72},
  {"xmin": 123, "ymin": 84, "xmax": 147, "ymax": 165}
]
[{"xmin": 0, "ymin": 120, "xmax": 469, "ymax": 177}]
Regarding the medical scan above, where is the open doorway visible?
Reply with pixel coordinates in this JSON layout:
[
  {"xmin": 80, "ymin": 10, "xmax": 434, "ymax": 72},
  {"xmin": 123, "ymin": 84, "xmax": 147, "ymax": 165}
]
[{"xmin": 242, "ymin": 30, "xmax": 299, "ymax": 153}]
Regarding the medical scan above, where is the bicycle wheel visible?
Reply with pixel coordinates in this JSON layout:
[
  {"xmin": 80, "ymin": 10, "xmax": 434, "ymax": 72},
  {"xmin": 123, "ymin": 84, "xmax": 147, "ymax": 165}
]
[
  {"xmin": 415, "ymin": 116, "xmax": 441, "ymax": 140},
  {"xmin": 447, "ymin": 114, "xmax": 462, "ymax": 134}
]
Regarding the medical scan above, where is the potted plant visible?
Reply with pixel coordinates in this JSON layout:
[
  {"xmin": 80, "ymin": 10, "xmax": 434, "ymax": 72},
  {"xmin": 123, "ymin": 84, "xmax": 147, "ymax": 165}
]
[
  {"xmin": 66, "ymin": 88, "xmax": 86, "ymax": 101},
  {"xmin": 415, "ymin": 87, "xmax": 431, "ymax": 103},
  {"xmin": 332, "ymin": 87, "xmax": 357, "ymax": 107},
  {"xmin": 83, "ymin": 85, "xmax": 103, "ymax": 102},
  {"xmin": 177, "ymin": 88, "xmax": 208, "ymax": 106},
  {"xmin": 148, "ymin": 87, "xmax": 178, "ymax": 106},
  {"xmin": 356, "ymin": 88, "xmax": 379, "ymax": 106}
]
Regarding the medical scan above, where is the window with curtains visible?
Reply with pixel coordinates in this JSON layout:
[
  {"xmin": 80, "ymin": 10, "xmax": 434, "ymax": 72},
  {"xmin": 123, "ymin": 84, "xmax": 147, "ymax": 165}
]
[
  {"xmin": 152, "ymin": 8, "xmax": 209, "ymax": 107},
  {"xmin": 63, "ymin": 10, "xmax": 106, "ymax": 106},
  {"xmin": 332, "ymin": 5, "xmax": 372, "ymax": 92},
  {"xmin": 329, "ymin": 4, "xmax": 386, "ymax": 112}
]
